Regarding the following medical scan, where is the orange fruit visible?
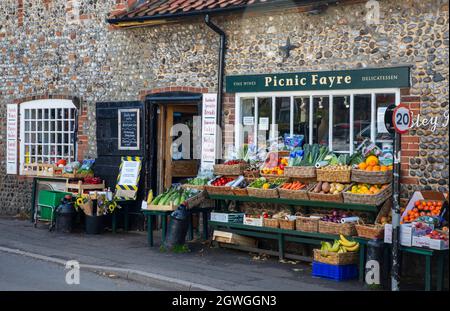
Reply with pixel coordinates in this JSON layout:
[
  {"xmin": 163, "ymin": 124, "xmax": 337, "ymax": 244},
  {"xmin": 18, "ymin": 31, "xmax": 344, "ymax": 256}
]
[
  {"xmin": 358, "ymin": 162, "xmax": 368, "ymax": 170},
  {"xmin": 366, "ymin": 166, "xmax": 373, "ymax": 171},
  {"xmin": 413, "ymin": 208, "xmax": 418, "ymax": 213},
  {"xmin": 380, "ymin": 166, "xmax": 388, "ymax": 171},
  {"xmin": 373, "ymin": 166, "xmax": 381, "ymax": 171}
]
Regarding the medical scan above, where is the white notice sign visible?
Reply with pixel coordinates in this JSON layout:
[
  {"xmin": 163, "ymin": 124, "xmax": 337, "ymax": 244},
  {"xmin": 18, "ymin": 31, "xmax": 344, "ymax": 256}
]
[
  {"xmin": 243, "ymin": 116, "xmax": 254, "ymax": 126},
  {"xmin": 7, "ymin": 104, "xmax": 18, "ymax": 175},
  {"xmin": 259, "ymin": 117, "xmax": 269, "ymax": 131},
  {"xmin": 201, "ymin": 94, "xmax": 218, "ymax": 172},
  {"xmin": 118, "ymin": 161, "xmax": 141, "ymax": 186}
]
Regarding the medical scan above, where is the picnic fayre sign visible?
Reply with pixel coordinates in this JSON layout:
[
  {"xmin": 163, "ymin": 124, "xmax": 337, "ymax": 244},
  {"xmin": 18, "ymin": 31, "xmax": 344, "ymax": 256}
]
[
  {"xmin": 6, "ymin": 104, "xmax": 18, "ymax": 175},
  {"xmin": 201, "ymin": 93, "xmax": 218, "ymax": 172},
  {"xmin": 226, "ymin": 66, "xmax": 410, "ymax": 93},
  {"xmin": 118, "ymin": 109, "xmax": 140, "ymax": 150},
  {"xmin": 115, "ymin": 156, "xmax": 142, "ymax": 200}
]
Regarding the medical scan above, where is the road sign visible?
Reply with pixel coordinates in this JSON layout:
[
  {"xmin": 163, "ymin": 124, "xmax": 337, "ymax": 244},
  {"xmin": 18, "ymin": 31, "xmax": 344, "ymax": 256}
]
[{"xmin": 392, "ymin": 104, "xmax": 412, "ymax": 134}]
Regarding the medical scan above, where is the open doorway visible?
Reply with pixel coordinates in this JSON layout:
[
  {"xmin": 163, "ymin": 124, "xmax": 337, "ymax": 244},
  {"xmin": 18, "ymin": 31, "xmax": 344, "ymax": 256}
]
[{"xmin": 146, "ymin": 92, "xmax": 202, "ymax": 195}]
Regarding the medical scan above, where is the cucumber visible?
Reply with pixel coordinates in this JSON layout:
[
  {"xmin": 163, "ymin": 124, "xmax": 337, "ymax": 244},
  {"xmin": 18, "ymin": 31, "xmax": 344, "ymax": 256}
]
[{"xmin": 151, "ymin": 193, "xmax": 164, "ymax": 205}]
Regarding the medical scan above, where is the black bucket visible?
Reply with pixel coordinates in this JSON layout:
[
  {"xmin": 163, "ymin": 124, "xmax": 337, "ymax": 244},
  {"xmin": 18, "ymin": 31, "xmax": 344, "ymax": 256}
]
[
  {"xmin": 56, "ymin": 211, "xmax": 75, "ymax": 233},
  {"xmin": 164, "ymin": 205, "xmax": 189, "ymax": 249},
  {"xmin": 85, "ymin": 215, "xmax": 104, "ymax": 234}
]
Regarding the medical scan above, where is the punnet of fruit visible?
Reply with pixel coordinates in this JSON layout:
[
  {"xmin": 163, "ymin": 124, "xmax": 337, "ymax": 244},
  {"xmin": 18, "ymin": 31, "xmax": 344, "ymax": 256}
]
[
  {"xmin": 261, "ymin": 152, "xmax": 288, "ymax": 176},
  {"xmin": 401, "ymin": 200, "xmax": 444, "ymax": 223},
  {"xmin": 210, "ymin": 176, "xmax": 235, "ymax": 187},
  {"xmin": 348, "ymin": 183, "xmax": 390, "ymax": 195},
  {"xmin": 357, "ymin": 154, "xmax": 393, "ymax": 172}
]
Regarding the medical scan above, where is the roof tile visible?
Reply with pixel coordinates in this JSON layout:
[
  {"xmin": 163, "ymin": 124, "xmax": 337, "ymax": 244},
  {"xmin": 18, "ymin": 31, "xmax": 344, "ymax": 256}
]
[{"xmin": 109, "ymin": 0, "xmax": 286, "ymax": 20}]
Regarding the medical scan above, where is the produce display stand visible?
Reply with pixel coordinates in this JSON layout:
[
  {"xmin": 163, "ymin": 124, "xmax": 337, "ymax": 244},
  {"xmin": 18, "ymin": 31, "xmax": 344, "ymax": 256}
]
[
  {"xmin": 209, "ymin": 194, "xmax": 379, "ymax": 215},
  {"xmin": 208, "ymin": 194, "xmax": 384, "ymax": 283},
  {"xmin": 142, "ymin": 207, "xmax": 213, "ymax": 247}
]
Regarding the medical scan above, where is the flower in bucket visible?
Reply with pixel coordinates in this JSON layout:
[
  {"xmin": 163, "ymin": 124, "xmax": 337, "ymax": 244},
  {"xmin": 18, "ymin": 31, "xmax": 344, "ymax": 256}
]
[
  {"xmin": 97, "ymin": 194, "xmax": 122, "ymax": 215},
  {"xmin": 74, "ymin": 194, "xmax": 89, "ymax": 211}
]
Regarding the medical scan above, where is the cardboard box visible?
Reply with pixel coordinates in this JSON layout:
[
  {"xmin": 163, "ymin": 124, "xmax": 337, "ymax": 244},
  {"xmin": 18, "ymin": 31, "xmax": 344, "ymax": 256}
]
[
  {"xmin": 243, "ymin": 215, "xmax": 263, "ymax": 227},
  {"xmin": 412, "ymin": 236, "xmax": 430, "ymax": 248},
  {"xmin": 412, "ymin": 236, "xmax": 449, "ymax": 250},
  {"xmin": 401, "ymin": 191, "xmax": 447, "ymax": 222},
  {"xmin": 384, "ymin": 223, "xmax": 413, "ymax": 246},
  {"xmin": 210, "ymin": 212, "xmax": 244, "ymax": 223},
  {"xmin": 213, "ymin": 230, "xmax": 257, "ymax": 247}
]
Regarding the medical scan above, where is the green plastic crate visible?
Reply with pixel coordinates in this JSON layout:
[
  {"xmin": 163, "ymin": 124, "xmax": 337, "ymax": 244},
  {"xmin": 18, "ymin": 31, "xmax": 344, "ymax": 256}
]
[{"xmin": 38, "ymin": 190, "xmax": 72, "ymax": 208}]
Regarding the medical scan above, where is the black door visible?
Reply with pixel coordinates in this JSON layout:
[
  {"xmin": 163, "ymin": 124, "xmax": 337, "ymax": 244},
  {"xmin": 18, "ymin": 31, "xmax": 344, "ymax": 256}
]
[{"xmin": 95, "ymin": 101, "xmax": 145, "ymax": 228}]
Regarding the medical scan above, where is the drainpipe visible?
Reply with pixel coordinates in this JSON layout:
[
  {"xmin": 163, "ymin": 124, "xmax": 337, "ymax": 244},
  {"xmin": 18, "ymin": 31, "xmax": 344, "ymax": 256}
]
[{"xmin": 204, "ymin": 15, "xmax": 226, "ymax": 159}]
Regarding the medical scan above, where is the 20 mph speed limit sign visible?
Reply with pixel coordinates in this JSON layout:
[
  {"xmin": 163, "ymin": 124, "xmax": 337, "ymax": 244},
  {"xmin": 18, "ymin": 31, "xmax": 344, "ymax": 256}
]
[{"xmin": 392, "ymin": 104, "xmax": 412, "ymax": 134}]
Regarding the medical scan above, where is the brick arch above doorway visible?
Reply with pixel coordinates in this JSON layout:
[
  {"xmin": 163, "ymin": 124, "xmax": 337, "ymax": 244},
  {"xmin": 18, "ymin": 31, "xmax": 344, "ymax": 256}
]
[{"xmin": 139, "ymin": 87, "xmax": 210, "ymax": 101}]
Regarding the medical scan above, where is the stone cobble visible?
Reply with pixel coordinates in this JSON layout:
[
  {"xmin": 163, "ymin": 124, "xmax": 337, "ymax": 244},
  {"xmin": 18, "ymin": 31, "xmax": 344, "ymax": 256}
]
[{"xmin": 0, "ymin": 0, "xmax": 448, "ymax": 214}]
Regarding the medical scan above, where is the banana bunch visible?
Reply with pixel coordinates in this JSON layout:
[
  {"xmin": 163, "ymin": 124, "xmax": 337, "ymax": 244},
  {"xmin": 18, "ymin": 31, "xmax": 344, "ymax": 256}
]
[{"xmin": 319, "ymin": 235, "xmax": 360, "ymax": 255}]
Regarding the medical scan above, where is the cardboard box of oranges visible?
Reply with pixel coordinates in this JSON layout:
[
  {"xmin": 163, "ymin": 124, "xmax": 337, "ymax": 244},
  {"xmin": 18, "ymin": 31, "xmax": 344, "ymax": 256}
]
[{"xmin": 401, "ymin": 191, "xmax": 447, "ymax": 224}]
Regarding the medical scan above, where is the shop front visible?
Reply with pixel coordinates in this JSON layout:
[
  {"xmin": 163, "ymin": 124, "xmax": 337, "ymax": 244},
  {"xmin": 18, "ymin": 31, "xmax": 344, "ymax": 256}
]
[{"xmin": 227, "ymin": 66, "xmax": 410, "ymax": 156}]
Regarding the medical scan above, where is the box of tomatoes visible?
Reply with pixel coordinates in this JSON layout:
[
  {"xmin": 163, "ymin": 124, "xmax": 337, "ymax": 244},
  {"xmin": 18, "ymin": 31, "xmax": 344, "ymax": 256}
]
[{"xmin": 401, "ymin": 191, "xmax": 448, "ymax": 224}]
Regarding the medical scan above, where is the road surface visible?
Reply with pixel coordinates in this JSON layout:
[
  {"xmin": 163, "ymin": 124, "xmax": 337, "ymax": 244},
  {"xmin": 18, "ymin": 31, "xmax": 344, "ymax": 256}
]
[{"xmin": 0, "ymin": 252, "xmax": 174, "ymax": 291}]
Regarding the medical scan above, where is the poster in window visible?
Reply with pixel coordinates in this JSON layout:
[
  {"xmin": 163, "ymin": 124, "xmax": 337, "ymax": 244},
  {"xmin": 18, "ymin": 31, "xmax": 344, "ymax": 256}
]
[{"xmin": 118, "ymin": 109, "xmax": 140, "ymax": 150}]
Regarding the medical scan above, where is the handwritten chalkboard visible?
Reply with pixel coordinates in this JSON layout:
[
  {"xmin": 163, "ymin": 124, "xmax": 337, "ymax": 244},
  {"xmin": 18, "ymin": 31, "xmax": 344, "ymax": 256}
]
[{"xmin": 118, "ymin": 109, "xmax": 140, "ymax": 150}]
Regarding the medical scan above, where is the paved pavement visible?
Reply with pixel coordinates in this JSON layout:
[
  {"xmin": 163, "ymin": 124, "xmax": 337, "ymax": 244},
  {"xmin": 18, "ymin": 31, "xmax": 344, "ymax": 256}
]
[
  {"xmin": 0, "ymin": 217, "xmax": 365, "ymax": 291},
  {"xmin": 0, "ymin": 252, "xmax": 173, "ymax": 291}
]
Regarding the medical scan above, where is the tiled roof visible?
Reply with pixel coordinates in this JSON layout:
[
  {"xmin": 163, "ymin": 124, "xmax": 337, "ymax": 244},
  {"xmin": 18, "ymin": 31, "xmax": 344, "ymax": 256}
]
[{"xmin": 109, "ymin": 0, "xmax": 297, "ymax": 20}]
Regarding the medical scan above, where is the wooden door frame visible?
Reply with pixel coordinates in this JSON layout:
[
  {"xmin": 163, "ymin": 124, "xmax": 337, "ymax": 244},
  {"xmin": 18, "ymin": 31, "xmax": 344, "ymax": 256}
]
[{"xmin": 160, "ymin": 104, "xmax": 199, "ymax": 190}]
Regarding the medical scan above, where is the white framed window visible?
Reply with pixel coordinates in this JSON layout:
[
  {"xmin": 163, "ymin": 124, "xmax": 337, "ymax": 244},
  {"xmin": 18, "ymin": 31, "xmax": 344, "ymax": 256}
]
[
  {"xmin": 19, "ymin": 99, "xmax": 77, "ymax": 175},
  {"xmin": 235, "ymin": 89, "xmax": 400, "ymax": 154}
]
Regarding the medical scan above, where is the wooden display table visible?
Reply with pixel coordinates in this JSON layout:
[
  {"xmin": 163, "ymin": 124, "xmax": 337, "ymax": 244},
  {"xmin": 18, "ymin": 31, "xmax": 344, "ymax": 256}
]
[{"xmin": 66, "ymin": 180, "xmax": 105, "ymax": 195}]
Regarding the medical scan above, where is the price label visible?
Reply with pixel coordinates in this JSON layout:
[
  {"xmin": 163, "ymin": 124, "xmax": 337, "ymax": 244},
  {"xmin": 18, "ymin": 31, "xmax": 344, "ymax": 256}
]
[{"xmin": 392, "ymin": 104, "xmax": 412, "ymax": 134}]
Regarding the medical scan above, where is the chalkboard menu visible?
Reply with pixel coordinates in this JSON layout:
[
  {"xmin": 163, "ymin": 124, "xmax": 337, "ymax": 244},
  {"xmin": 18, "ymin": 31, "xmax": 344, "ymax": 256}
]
[{"xmin": 118, "ymin": 109, "xmax": 140, "ymax": 150}]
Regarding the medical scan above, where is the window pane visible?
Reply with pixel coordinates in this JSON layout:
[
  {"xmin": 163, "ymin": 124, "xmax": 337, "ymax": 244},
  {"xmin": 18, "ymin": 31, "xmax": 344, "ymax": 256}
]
[
  {"xmin": 31, "ymin": 121, "xmax": 36, "ymax": 131},
  {"xmin": 332, "ymin": 96, "xmax": 350, "ymax": 153},
  {"xmin": 31, "ymin": 109, "xmax": 36, "ymax": 119},
  {"xmin": 354, "ymin": 95, "xmax": 371, "ymax": 150},
  {"xmin": 313, "ymin": 96, "xmax": 329, "ymax": 146},
  {"xmin": 274, "ymin": 97, "xmax": 291, "ymax": 142},
  {"xmin": 44, "ymin": 109, "xmax": 49, "ymax": 119},
  {"xmin": 240, "ymin": 98, "xmax": 255, "ymax": 147},
  {"xmin": 293, "ymin": 97, "xmax": 310, "ymax": 144},
  {"xmin": 25, "ymin": 109, "xmax": 30, "ymax": 119},
  {"xmin": 257, "ymin": 98, "xmax": 272, "ymax": 150},
  {"xmin": 376, "ymin": 94, "xmax": 395, "ymax": 146}
]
